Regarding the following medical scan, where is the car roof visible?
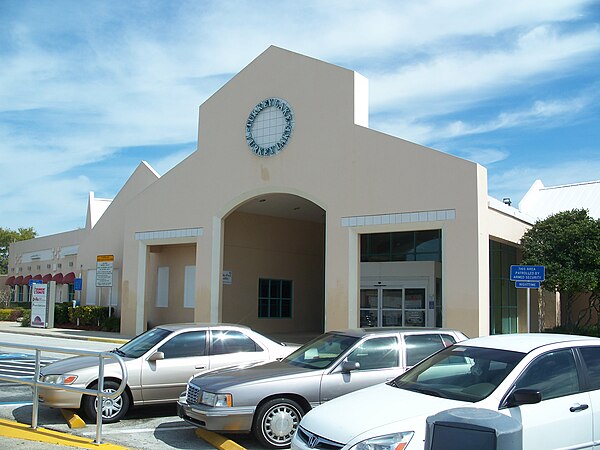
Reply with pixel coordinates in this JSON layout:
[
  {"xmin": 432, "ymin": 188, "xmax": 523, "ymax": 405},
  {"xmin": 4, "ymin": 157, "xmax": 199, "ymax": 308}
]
[
  {"xmin": 154, "ymin": 323, "xmax": 252, "ymax": 332},
  {"xmin": 330, "ymin": 327, "xmax": 465, "ymax": 338},
  {"xmin": 459, "ymin": 333, "xmax": 600, "ymax": 353}
]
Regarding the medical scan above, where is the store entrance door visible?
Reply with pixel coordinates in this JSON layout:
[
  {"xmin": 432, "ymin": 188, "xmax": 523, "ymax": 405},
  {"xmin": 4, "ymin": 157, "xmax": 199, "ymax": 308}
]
[{"xmin": 360, "ymin": 287, "xmax": 427, "ymax": 327}]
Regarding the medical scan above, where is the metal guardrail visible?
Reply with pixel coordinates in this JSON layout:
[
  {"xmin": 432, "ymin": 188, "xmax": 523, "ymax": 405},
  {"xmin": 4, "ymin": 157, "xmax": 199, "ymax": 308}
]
[{"xmin": 0, "ymin": 341, "xmax": 128, "ymax": 445}]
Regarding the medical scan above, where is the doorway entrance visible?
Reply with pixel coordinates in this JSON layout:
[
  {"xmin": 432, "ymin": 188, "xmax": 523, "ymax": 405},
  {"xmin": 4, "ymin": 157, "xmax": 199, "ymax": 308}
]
[{"xmin": 360, "ymin": 286, "xmax": 427, "ymax": 327}]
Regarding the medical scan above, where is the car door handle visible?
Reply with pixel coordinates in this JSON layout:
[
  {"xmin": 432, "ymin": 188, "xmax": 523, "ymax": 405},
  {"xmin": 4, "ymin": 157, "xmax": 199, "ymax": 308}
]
[
  {"xmin": 195, "ymin": 365, "xmax": 206, "ymax": 369},
  {"xmin": 570, "ymin": 403, "xmax": 589, "ymax": 412}
]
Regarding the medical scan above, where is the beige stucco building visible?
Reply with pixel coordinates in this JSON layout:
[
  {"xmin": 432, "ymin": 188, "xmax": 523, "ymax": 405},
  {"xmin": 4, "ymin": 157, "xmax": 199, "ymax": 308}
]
[{"xmin": 7, "ymin": 46, "xmax": 555, "ymax": 338}]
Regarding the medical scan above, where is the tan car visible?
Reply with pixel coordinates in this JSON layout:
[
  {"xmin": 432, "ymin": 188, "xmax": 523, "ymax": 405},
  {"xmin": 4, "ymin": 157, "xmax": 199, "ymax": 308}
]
[{"xmin": 38, "ymin": 323, "xmax": 298, "ymax": 422}]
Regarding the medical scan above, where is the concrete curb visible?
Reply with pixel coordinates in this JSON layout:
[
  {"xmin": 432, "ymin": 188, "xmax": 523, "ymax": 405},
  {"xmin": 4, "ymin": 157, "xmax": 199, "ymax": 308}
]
[{"xmin": 0, "ymin": 418, "xmax": 132, "ymax": 449}]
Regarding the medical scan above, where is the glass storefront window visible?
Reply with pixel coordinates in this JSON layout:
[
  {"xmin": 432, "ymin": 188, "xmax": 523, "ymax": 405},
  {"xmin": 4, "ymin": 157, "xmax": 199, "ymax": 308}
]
[
  {"xmin": 361, "ymin": 230, "xmax": 441, "ymax": 262},
  {"xmin": 489, "ymin": 240, "xmax": 518, "ymax": 334}
]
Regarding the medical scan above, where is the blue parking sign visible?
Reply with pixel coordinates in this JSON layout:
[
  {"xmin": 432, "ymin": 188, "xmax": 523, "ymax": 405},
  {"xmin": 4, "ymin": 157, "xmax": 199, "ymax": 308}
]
[{"xmin": 73, "ymin": 277, "xmax": 82, "ymax": 291}]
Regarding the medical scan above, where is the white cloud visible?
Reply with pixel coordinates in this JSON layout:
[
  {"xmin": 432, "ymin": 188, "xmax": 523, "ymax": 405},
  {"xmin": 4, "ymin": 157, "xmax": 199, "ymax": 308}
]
[
  {"xmin": 373, "ymin": 93, "xmax": 592, "ymax": 145},
  {"xmin": 369, "ymin": 24, "xmax": 600, "ymax": 117}
]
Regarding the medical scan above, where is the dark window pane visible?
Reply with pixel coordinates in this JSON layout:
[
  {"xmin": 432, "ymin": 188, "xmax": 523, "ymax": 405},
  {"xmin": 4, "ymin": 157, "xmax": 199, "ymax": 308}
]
[
  {"xmin": 270, "ymin": 280, "xmax": 281, "ymax": 298},
  {"xmin": 515, "ymin": 350, "xmax": 579, "ymax": 400},
  {"xmin": 282, "ymin": 280, "xmax": 292, "ymax": 299},
  {"xmin": 405, "ymin": 334, "xmax": 444, "ymax": 366},
  {"xmin": 211, "ymin": 330, "xmax": 260, "ymax": 355},
  {"xmin": 347, "ymin": 337, "xmax": 399, "ymax": 370},
  {"xmin": 281, "ymin": 299, "xmax": 291, "ymax": 317},
  {"xmin": 258, "ymin": 299, "xmax": 269, "ymax": 317},
  {"xmin": 370, "ymin": 233, "xmax": 391, "ymax": 260},
  {"xmin": 415, "ymin": 230, "xmax": 440, "ymax": 253},
  {"xmin": 391, "ymin": 232, "xmax": 414, "ymax": 259},
  {"xmin": 259, "ymin": 279, "xmax": 269, "ymax": 298},
  {"xmin": 159, "ymin": 331, "xmax": 206, "ymax": 359},
  {"xmin": 579, "ymin": 347, "xmax": 600, "ymax": 390},
  {"xmin": 269, "ymin": 300, "xmax": 279, "ymax": 317}
]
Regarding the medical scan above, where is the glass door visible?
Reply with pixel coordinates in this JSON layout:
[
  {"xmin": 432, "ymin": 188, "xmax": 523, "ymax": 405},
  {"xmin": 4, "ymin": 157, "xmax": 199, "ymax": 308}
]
[{"xmin": 360, "ymin": 287, "xmax": 427, "ymax": 327}]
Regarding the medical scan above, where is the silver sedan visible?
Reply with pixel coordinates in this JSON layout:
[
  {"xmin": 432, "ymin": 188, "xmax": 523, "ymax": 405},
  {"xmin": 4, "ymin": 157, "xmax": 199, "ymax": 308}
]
[
  {"xmin": 177, "ymin": 327, "xmax": 467, "ymax": 448},
  {"xmin": 38, "ymin": 323, "xmax": 298, "ymax": 422}
]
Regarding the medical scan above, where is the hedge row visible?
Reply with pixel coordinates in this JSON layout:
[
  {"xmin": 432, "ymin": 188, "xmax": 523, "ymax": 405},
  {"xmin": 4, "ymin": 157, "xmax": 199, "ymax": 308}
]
[
  {"xmin": 8, "ymin": 304, "xmax": 120, "ymax": 332},
  {"xmin": 0, "ymin": 308, "xmax": 23, "ymax": 321}
]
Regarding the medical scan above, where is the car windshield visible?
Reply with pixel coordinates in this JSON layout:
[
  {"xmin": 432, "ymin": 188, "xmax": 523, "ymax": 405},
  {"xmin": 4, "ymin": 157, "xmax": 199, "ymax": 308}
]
[
  {"xmin": 115, "ymin": 327, "xmax": 171, "ymax": 358},
  {"xmin": 390, "ymin": 345, "xmax": 526, "ymax": 402},
  {"xmin": 283, "ymin": 333, "xmax": 359, "ymax": 369}
]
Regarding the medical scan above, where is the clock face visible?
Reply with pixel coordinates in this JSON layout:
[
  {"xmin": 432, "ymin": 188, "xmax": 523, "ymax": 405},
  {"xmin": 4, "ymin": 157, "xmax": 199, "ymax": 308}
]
[{"xmin": 245, "ymin": 98, "xmax": 294, "ymax": 157}]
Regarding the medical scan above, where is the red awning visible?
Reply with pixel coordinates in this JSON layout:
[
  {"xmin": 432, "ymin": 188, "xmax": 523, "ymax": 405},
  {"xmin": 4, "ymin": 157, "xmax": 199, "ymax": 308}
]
[
  {"xmin": 14, "ymin": 275, "xmax": 23, "ymax": 285},
  {"xmin": 33, "ymin": 274, "xmax": 43, "ymax": 280},
  {"xmin": 52, "ymin": 272, "xmax": 63, "ymax": 283},
  {"xmin": 5, "ymin": 276, "xmax": 15, "ymax": 286},
  {"xmin": 42, "ymin": 273, "xmax": 53, "ymax": 283},
  {"xmin": 63, "ymin": 272, "xmax": 76, "ymax": 284},
  {"xmin": 22, "ymin": 275, "xmax": 32, "ymax": 285}
]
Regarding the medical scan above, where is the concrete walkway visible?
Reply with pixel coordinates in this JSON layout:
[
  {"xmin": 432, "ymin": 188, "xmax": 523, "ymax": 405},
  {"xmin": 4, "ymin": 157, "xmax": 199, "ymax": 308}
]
[{"xmin": 0, "ymin": 320, "xmax": 133, "ymax": 344}]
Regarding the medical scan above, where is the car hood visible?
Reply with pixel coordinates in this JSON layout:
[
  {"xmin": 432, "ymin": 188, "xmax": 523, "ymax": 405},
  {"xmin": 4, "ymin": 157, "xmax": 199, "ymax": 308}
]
[
  {"xmin": 190, "ymin": 360, "xmax": 318, "ymax": 391},
  {"xmin": 40, "ymin": 353, "xmax": 128, "ymax": 376},
  {"xmin": 300, "ymin": 383, "xmax": 465, "ymax": 444}
]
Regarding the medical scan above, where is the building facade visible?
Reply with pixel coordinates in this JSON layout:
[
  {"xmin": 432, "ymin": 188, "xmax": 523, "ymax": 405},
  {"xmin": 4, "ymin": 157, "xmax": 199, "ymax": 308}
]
[{"xmin": 7, "ymin": 47, "xmax": 549, "ymax": 338}]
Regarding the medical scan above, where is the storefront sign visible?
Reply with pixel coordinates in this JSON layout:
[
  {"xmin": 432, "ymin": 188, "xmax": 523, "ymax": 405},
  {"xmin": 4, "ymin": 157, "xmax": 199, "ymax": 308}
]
[
  {"xmin": 96, "ymin": 254, "xmax": 114, "ymax": 287},
  {"xmin": 31, "ymin": 284, "xmax": 48, "ymax": 328}
]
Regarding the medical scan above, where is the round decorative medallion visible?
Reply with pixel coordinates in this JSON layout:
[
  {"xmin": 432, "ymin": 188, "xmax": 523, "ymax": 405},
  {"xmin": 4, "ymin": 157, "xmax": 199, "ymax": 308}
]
[{"xmin": 245, "ymin": 98, "xmax": 294, "ymax": 157}]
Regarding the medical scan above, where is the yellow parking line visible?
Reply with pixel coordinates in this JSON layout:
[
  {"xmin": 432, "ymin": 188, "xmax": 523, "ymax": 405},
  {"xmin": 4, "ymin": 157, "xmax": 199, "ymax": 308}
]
[
  {"xmin": 195, "ymin": 428, "xmax": 246, "ymax": 450},
  {"xmin": 0, "ymin": 418, "xmax": 131, "ymax": 449}
]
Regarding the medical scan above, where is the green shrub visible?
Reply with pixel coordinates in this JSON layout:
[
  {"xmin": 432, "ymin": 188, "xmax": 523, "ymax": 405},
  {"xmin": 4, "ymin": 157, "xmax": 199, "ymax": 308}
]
[
  {"xmin": 21, "ymin": 309, "xmax": 31, "ymax": 327},
  {"xmin": 101, "ymin": 315, "xmax": 121, "ymax": 332},
  {"xmin": 0, "ymin": 308, "xmax": 23, "ymax": 321},
  {"xmin": 68, "ymin": 305, "xmax": 109, "ymax": 327},
  {"xmin": 10, "ymin": 302, "xmax": 31, "ymax": 309},
  {"xmin": 54, "ymin": 303, "xmax": 70, "ymax": 325}
]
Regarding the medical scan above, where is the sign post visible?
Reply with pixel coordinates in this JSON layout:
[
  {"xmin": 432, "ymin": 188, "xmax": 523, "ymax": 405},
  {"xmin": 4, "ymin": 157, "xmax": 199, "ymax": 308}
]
[
  {"xmin": 510, "ymin": 265, "xmax": 545, "ymax": 333},
  {"xmin": 96, "ymin": 255, "xmax": 114, "ymax": 317}
]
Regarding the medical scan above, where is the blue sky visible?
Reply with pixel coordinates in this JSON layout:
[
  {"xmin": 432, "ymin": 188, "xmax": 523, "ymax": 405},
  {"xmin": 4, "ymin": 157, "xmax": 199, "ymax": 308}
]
[{"xmin": 1, "ymin": 0, "xmax": 599, "ymax": 236}]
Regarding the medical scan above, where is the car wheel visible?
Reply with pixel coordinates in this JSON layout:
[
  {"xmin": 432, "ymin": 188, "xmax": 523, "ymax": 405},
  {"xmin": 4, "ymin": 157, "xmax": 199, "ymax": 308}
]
[
  {"xmin": 82, "ymin": 380, "xmax": 130, "ymax": 423},
  {"xmin": 253, "ymin": 398, "xmax": 304, "ymax": 449}
]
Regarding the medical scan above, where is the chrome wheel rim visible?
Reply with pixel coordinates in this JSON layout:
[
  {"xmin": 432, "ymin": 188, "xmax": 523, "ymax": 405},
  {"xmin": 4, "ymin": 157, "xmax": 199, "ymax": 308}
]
[
  {"xmin": 95, "ymin": 388, "xmax": 123, "ymax": 419},
  {"xmin": 262, "ymin": 403, "xmax": 301, "ymax": 446}
]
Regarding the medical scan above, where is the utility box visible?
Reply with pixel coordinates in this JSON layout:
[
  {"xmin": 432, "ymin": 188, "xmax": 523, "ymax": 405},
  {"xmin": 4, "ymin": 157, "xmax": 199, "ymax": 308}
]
[{"xmin": 425, "ymin": 407, "xmax": 522, "ymax": 450}]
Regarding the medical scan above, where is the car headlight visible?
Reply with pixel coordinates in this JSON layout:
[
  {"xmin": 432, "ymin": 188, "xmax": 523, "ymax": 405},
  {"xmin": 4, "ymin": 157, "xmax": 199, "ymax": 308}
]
[
  {"xmin": 42, "ymin": 374, "xmax": 78, "ymax": 385},
  {"xmin": 200, "ymin": 391, "xmax": 232, "ymax": 407},
  {"xmin": 351, "ymin": 432, "xmax": 414, "ymax": 450}
]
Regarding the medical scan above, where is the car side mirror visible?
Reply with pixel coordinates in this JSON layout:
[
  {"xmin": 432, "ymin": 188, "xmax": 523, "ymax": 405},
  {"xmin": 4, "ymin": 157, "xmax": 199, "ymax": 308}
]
[
  {"xmin": 341, "ymin": 361, "xmax": 360, "ymax": 373},
  {"xmin": 148, "ymin": 351, "xmax": 165, "ymax": 362},
  {"xmin": 505, "ymin": 388, "xmax": 542, "ymax": 408}
]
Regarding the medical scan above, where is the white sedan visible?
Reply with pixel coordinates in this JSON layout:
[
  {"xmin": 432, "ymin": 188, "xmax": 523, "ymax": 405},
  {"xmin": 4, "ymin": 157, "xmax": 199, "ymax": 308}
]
[{"xmin": 293, "ymin": 333, "xmax": 600, "ymax": 450}]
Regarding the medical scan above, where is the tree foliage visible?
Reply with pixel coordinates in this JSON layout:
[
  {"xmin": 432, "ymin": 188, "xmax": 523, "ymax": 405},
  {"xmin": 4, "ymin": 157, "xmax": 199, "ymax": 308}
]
[
  {"xmin": 0, "ymin": 227, "xmax": 37, "ymax": 274},
  {"xmin": 520, "ymin": 209, "xmax": 600, "ymax": 328}
]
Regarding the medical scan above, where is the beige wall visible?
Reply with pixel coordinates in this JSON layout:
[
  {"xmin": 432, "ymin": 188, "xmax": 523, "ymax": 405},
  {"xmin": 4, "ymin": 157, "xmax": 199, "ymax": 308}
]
[
  {"xmin": 145, "ymin": 244, "xmax": 197, "ymax": 327},
  {"xmin": 222, "ymin": 211, "xmax": 324, "ymax": 334}
]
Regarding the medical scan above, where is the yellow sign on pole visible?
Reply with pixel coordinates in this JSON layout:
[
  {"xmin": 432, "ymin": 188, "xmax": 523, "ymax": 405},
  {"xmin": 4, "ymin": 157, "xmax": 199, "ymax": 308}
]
[{"xmin": 96, "ymin": 255, "xmax": 114, "ymax": 287}]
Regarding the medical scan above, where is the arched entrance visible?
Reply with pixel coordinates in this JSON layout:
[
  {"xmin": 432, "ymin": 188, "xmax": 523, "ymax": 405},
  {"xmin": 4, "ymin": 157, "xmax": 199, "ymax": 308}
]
[{"xmin": 221, "ymin": 193, "xmax": 325, "ymax": 338}]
